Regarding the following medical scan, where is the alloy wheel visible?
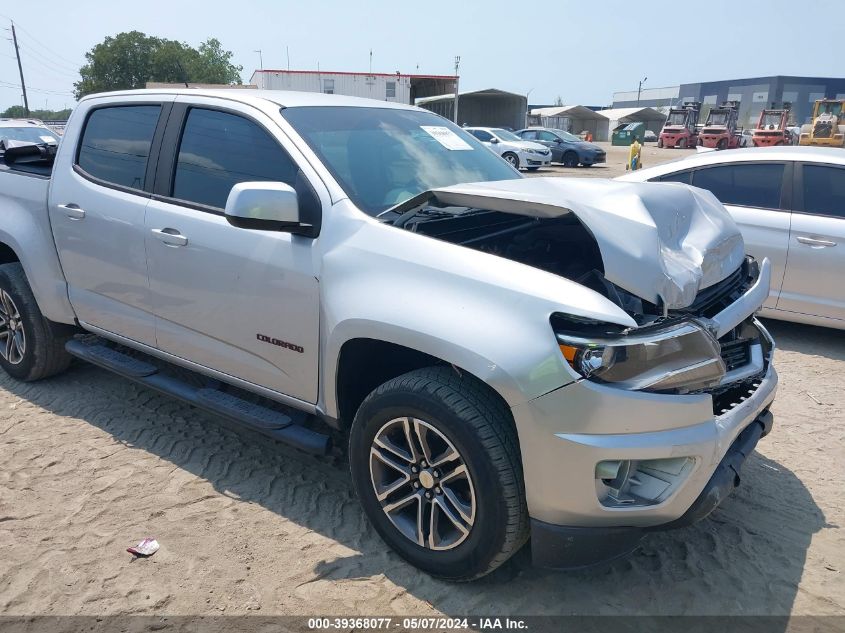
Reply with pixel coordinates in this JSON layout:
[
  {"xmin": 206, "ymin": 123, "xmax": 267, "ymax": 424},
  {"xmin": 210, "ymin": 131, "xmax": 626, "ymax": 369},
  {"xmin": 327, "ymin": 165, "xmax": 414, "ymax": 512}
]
[
  {"xmin": 369, "ymin": 416, "xmax": 476, "ymax": 550},
  {"xmin": 0, "ymin": 290, "xmax": 26, "ymax": 365}
]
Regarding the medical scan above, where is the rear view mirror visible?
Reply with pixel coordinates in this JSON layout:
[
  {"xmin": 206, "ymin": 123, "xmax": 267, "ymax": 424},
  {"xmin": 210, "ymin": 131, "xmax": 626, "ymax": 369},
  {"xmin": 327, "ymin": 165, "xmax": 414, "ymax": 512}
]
[{"xmin": 224, "ymin": 182, "xmax": 309, "ymax": 232}]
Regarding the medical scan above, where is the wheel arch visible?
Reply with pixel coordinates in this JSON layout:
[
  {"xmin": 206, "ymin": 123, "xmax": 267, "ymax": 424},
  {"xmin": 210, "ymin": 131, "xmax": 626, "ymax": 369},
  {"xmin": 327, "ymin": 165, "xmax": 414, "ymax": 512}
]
[{"xmin": 328, "ymin": 334, "xmax": 520, "ymax": 432}]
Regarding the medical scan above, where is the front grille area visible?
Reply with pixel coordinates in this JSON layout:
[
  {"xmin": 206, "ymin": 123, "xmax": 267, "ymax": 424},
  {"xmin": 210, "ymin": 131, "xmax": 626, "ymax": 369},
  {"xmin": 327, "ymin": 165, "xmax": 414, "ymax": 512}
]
[
  {"xmin": 720, "ymin": 338, "xmax": 751, "ymax": 371},
  {"xmin": 711, "ymin": 376, "xmax": 764, "ymax": 416},
  {"xmin": 674, "ymin": 258, "xmax": 756, "ymax": 319}
]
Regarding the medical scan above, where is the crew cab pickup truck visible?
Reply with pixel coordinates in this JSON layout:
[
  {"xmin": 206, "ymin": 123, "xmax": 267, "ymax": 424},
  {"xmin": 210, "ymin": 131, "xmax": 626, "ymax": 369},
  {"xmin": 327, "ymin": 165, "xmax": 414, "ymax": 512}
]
[{"xmin": 0, "ymin": 89, "xmax": 777, "ymax": 581}]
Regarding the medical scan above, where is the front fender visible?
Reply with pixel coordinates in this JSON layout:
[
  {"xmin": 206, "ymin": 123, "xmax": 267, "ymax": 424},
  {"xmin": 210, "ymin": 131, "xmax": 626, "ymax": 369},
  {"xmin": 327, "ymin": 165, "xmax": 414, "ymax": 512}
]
[{"xmin": 317, "ymin": 204, "xmax": 637, "ymax": 418}]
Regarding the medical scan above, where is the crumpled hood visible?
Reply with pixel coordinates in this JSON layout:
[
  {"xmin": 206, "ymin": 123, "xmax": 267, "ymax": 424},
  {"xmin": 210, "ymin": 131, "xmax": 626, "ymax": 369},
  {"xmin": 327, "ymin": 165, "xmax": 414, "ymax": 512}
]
[{"xmin": 430, "ymin": 177, "xmax": 745, "ymax": 309}]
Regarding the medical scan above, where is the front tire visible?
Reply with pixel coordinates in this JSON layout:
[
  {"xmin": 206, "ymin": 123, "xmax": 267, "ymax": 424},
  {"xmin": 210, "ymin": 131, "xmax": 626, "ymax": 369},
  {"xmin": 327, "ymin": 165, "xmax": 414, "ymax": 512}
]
[
  {"xmin": 0, "ymin": 263, "xmax": 73, "ymax": 381},
  {"xmin": 562, "ymin": 151, "xmax": 579, "ymax": 167},
  {"xmin": 502, "ymin": 152, "xmax": 519, "ymax": 169},
  {"xmin": 349, "ymin": 366, "xmax": 528, "ymax": 581}
]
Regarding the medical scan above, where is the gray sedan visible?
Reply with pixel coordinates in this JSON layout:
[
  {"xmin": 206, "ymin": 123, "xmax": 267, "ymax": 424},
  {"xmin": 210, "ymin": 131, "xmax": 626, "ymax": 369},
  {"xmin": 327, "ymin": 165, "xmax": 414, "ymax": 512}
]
[{"xmin": 516, "ymin": 127, "xmax": 606, "ymax": 167}]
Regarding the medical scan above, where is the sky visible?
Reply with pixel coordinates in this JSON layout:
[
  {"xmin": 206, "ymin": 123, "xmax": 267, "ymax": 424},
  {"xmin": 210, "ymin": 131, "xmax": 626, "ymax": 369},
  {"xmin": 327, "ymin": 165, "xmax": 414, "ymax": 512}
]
[{"xmin": 1, "ymin": 0, "xmax": 842, "ymax": 112}]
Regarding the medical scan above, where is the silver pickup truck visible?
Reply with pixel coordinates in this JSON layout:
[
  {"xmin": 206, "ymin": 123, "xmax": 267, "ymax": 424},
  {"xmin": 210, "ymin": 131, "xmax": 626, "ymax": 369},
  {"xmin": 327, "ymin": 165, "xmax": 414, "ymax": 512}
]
[{"xmin": 0, "ymin": 89, "xmax": 777, "ymax": 581}]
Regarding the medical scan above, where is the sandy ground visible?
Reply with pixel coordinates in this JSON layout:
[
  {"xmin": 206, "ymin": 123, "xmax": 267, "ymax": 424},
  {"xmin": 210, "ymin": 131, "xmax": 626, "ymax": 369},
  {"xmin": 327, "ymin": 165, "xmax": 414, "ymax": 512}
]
[{"xmin": 0, "ymin": 145, "xmax": 843, "ymax": 619}]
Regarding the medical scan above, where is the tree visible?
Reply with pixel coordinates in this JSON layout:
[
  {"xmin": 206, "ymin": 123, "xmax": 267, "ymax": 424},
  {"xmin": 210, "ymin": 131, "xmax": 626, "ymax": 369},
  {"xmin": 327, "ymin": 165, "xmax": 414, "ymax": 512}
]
[
  {"xmin": 74, "ymin": 31, "xmax": 242, "ymax": 98},
  {"xmin": 2, "ymin": 105, "xmax": 72, "ymax": 120}
]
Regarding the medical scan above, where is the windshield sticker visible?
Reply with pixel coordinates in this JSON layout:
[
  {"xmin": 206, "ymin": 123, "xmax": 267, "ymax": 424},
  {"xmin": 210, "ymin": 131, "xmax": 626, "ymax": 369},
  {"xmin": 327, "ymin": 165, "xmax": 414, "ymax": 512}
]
[
  {"xmin": 40, "ymin": 135, "xmax": 56, "ymax": 144},
  {"xmin": 420, "ymin": 126, "xmax": 473, "ymax": 150}
]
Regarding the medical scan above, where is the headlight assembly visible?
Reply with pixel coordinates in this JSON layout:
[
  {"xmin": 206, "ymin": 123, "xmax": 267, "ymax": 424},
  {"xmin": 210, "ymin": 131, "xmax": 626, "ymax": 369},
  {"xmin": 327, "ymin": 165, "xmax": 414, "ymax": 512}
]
[{"xmin": 557, "ymin": 319, "xmax": 725, "ymax": 393}]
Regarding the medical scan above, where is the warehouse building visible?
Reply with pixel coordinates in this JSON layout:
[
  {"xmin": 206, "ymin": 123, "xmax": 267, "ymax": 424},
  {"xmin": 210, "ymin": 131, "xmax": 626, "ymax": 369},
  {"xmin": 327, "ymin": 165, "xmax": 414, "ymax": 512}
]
[
  {"xmin": 417, "ymin": 89, "xmax": 528, "ymax": 130},
  {"xmin": 612, "ymin": 75, "xmax": 845, "ymax": 127},
  {"xmin": 250, "ymin": 69, "xmax": 457, "ymax": 105}
]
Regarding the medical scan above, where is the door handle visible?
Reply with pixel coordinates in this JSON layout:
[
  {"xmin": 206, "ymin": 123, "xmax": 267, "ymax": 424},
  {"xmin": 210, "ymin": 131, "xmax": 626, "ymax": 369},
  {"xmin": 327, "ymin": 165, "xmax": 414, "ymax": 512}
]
[
  {"xmin": 151, "ymin": 228, "xmax": 188, "ymax": 247},
  {"xmin": 57, "ymin": 203, "xmax": 85, "ymax": 220},
  {"xmin": 796, "ymin": 236, "xmax": 837, "ymax": 248}
]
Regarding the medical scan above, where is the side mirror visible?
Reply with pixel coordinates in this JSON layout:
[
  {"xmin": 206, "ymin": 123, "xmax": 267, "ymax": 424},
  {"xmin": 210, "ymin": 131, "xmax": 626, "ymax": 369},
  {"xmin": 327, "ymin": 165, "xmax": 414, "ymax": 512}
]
[
  {"xmin": 489, "ymin": 137, "xmax": 499, "ymax": 144},
  {"xmin": 224, "ymin": 182, "xmax": 308, "ymax": 232}
]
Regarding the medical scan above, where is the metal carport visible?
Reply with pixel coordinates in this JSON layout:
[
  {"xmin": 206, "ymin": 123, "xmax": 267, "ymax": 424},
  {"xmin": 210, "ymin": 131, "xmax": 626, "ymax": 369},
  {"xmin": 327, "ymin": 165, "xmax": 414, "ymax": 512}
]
[{"xmin": 527, "ymin": 106, "xmax": 610, "ymax": 141}]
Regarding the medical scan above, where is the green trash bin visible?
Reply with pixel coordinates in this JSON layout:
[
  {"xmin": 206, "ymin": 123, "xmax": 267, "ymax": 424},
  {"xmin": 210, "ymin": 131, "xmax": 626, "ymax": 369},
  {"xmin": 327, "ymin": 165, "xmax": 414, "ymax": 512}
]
[{"xmin": 611, "ymin": 122, "xmax": 646, "ymax": 146}]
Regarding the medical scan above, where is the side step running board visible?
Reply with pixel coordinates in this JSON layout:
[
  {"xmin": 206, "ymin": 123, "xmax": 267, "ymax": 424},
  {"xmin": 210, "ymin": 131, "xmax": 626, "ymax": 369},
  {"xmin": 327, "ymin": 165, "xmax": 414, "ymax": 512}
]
[{"xmin": 65, "ymin": 339, "xmax": 331, "ymax": 455}]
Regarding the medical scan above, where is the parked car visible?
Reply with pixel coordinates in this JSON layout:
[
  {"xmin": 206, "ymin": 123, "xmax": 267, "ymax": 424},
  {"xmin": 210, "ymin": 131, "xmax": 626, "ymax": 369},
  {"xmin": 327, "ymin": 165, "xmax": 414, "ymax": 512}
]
[
  {"xmin": 0, "ymin": 89, "xmax": 777, "ymax": 581},
  {"xmin": 516, "ymin": 127, "xmax": 606, "ymax": 167},
  {"xmin": 619, "ymin": 146, "xmax": 845, "ymax": 329},
  {"xmin": 464, "ymin": 126, "xmax": 551, "ymax": 170},
  {"xmin": 643, "ymin": 130, "xmax": 658, "ymax": 143},
  {"xmin": 0, "ymin": 118, "xmax": 60, "ymax": 147}
]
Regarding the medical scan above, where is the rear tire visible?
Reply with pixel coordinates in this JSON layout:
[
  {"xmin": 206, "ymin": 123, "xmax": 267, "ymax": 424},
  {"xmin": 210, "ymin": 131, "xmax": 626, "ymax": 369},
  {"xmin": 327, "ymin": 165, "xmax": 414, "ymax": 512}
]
[
  {"xmin": 717, "ymin": 138, "xmax": 728, "ymax": 150},
  {"xmin": 657, "ymin": 138, "xmax": 664, "ymax": 148},
  {"xmin": 677, "ymin": 137, "xmax": 687, "ymax": 149},
  {"xmin": 562, "ymin": 151, "xmax": 579, "ymax": 168},
  {"xmin": 0, "ymin": 263, "xmax": 73, "ymax": 382},
  {"xmin": 349, "ymin": 366, "xmax": 528, "ymax": 581}
]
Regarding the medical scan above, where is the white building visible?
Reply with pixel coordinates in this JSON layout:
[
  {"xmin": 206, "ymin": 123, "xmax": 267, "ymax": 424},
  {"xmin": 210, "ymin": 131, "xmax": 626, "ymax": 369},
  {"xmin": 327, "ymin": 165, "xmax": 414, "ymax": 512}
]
[{"xmin": 250, "ymin": 70, "xmax": 457, "ymax": 105}]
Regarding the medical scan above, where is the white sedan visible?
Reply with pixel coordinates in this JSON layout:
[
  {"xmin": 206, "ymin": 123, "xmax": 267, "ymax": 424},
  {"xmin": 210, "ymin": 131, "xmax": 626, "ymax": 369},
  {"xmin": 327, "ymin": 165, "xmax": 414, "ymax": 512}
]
[
  {"xmin": 465, "ymin": 127, "xmax": 551, "ymax": 170},
  {"xmin": 619, "ymin": 146, "xmax": 845, "ymax": 330}
]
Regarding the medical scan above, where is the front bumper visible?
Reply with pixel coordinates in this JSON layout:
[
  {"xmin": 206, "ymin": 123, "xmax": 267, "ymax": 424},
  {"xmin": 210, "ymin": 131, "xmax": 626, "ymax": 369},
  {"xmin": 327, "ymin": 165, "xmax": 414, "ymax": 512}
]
[
  {"xmin": 520, "ymin": 151, "xmax": 552, "ymax": 167},
  {"xmin": 511, "ymin": 318, "xmax": 778, "ymax": 568},
  {"xmin": 581, "ymin": 152, "xmax": 606, "ymax": 165},
  {"xmin": 530, "ymin": 407, "xmax": 774, "ymax": 569}
]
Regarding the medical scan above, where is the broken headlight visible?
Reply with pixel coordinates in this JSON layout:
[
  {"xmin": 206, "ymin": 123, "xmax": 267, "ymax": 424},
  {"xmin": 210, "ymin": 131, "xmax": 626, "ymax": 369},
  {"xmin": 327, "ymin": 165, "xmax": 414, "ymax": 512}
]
[{"xmin": 556, "ymin": 318, "xmax": 725, "ymax": 393}]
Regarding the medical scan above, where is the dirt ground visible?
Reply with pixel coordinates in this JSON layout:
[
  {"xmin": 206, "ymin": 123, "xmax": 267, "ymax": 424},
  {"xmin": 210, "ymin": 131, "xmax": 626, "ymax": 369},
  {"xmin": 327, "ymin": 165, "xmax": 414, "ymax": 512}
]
[{"xmin": 0, "ymin": 145, "xmax": 843, "ymax": 619}]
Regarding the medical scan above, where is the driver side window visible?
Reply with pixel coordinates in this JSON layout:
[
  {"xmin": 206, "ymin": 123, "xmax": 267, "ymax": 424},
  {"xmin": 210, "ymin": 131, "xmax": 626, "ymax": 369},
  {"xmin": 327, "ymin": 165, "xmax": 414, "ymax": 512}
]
[{"xmin": 538, "ymin": 131, "xmax": 559, "ymax": 142}]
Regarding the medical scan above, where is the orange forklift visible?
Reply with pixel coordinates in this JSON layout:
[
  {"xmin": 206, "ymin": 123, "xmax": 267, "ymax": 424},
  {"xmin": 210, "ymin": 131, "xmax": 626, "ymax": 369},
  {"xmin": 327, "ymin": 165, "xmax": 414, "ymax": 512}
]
[
  {"xmin": 752, "ymin": 103, "xmax": 793, "ymax": 146},
  {"xmin": 698, "ymin": 101, "xmax": 743, "ymax": 150},
  {"xmin": 657, "ymin": 101, "xmax": 701, "ymax": 148}
]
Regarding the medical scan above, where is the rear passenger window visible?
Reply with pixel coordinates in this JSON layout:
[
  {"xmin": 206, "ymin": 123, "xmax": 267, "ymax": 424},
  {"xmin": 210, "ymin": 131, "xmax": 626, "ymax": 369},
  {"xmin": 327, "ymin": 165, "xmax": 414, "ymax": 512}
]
[
  {"xmin": 802, "ymin": 164, "xmax": 845, "ymax": 218},
  {"xmin": 172, "ymin": 108, "xmax": 297, "ymax": 209},
  {"xmin": 656, "ymin": 170, "xmax": 692, "ymax": 184},
  {"xmin": 77, "ymin": 105, "xmax": 161, "ymax": 189},
  {"xmin": 691, "ymin": 163, "xmax": 784, "ymax": 209}
]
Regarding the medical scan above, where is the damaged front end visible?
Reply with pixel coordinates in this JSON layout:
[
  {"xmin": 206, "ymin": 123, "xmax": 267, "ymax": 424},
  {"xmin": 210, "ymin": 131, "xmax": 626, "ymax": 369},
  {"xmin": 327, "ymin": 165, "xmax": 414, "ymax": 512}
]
[{"xmin": 388, "ymin": 177, "xmax": 772, "ymax": 406}]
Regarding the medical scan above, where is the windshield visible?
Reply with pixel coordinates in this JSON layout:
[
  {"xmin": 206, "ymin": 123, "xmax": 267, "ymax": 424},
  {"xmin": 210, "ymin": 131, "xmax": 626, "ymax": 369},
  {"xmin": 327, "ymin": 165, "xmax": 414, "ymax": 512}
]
[
  {"xmin": 0, "ymin": 126, "xmax": 59, "ymax": 146},
  {"xmin": 707, "ymin": 112, "xmax": 728, "ymax": 126},
  {"xmin": 667, "ymin": 112, "xmax": 687, "ymax": 126},
  {"xmin": 819, "ymin": 102, "xmax": 843, "ymax": 117},
  {"xmin": 760, "ymin": 113, "xmax": 783, "ymax": 129},
  {"xmin": 553, "ymin": 129, "xmax": 581, "ymax": 142},
  {"xmin": 490, "ymin": 128, "xmax": 520, "ymax": 142},
  {"xmin": 282, "ymin": 107, "xmax": 519, "ymax": 215}
]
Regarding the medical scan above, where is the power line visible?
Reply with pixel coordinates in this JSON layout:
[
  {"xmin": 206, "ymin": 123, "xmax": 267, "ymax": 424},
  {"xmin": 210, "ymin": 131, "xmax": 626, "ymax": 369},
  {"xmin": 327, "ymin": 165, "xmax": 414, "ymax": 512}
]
[
  {"xmin": 17, "ymin": 44, "xmax": 79, "ymax": 80},
  {"xmin": 1, "ymin": 17, "xmax": 83, "ymax": 72},
  {"xmin": 0, "ymin": 80, "xmax": 72, "ymax": 96},
  {"xmin": 15, "ymin": 38, "xmax": 78, "ymax": 72}
]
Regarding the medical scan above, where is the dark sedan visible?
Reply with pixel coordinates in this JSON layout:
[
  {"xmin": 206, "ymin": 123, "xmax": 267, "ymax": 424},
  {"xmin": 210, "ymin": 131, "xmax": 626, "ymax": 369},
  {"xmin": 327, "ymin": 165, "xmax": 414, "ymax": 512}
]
[{"xmin": 516, "ymin": 127, "xmax": 606, "ymax": 167}]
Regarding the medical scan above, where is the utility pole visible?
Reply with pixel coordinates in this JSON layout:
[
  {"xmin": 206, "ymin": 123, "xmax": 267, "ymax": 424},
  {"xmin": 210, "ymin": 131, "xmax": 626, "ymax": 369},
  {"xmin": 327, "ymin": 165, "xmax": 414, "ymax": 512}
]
[
  {"xmin": 11, "ymin": 22, "xmax": 30, "ymax": 116},
  {"xmin": 637, "ymin": 76, "xmax": 647, "ymax": 105},
  {"xmin": 453, "ymin": 55, "xmax": 461, "ymax": 124}
]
